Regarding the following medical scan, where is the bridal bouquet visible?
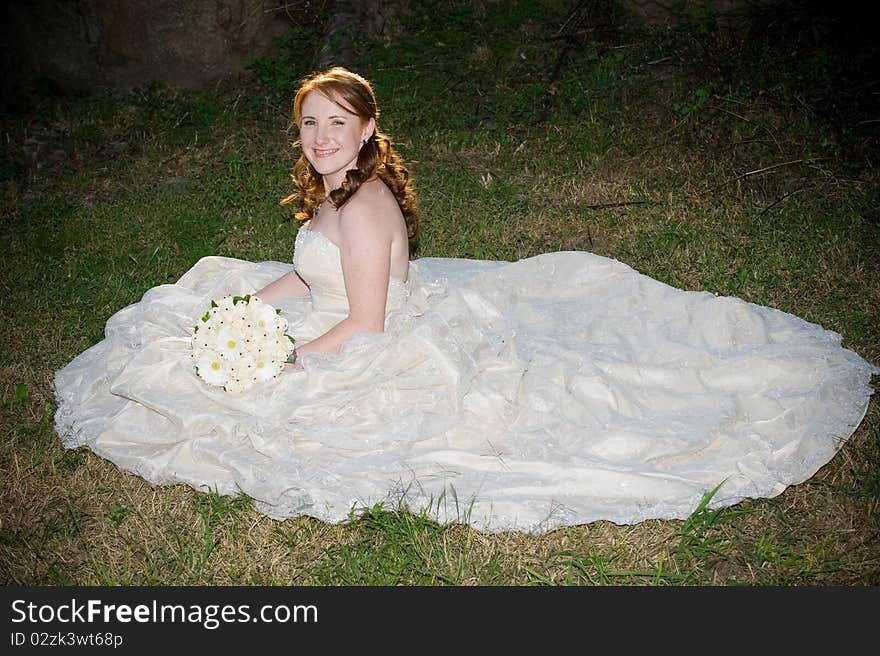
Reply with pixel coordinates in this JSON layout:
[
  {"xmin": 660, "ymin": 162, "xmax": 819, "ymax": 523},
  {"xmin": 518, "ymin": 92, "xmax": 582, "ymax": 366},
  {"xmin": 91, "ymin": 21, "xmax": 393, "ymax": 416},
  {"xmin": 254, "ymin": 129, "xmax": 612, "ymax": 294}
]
[{"xmin": 191, "ymin": 294, "xmax": 295, "ymax": 393}]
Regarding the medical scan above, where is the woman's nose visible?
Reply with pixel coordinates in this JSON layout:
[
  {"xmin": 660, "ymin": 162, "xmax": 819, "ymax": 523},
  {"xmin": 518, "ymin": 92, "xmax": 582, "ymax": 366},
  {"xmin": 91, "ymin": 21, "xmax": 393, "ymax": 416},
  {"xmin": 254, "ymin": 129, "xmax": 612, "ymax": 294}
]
[{"xmin": 314, "ymin": 124, "xmax": 329, "ymax": 144}]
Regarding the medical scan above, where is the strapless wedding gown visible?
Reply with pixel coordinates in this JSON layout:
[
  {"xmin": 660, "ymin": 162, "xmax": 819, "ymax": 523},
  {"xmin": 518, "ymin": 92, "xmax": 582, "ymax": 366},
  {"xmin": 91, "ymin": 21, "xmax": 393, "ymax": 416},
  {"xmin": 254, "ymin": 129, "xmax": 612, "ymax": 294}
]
[{"xmin": 54, "ymin": 222, "xmax": 878, "ymax": 532}]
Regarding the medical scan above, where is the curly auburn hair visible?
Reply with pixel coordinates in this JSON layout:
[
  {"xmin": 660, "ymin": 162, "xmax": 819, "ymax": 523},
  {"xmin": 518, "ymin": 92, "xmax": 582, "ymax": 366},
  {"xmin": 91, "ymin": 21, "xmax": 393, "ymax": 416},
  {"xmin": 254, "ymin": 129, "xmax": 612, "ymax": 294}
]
[{"xmin": 280, "ymin": 67, "xmax": 419, "ymax": 239}]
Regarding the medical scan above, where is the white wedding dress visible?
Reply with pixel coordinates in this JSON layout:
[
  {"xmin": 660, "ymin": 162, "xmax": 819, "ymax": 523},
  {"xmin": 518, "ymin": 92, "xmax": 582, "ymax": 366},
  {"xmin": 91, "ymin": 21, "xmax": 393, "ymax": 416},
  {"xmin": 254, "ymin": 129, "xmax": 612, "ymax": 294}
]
[{"xmin": 54, "ymin": 221, "xmax": 878, "ymax": 532}]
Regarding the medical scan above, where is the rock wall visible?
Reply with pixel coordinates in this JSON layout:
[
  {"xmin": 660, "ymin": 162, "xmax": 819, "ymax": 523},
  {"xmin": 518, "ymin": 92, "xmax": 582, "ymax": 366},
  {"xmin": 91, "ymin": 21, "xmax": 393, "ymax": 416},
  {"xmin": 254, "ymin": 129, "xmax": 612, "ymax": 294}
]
[
  {"xmin": 0, "ymin": 0, "xmax": 791, "ymax": 102},
  {"xmin": 1, "ymin": 0, "xmax": 294, "ymax": 97}
]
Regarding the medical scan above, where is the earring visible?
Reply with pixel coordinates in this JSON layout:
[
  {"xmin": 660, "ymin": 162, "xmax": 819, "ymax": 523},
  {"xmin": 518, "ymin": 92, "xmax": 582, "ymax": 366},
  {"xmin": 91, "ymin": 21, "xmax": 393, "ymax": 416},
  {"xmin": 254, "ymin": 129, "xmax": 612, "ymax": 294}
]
[{"xmin": 362, "ymin": 138, "xmax": 369, "ymax": 145}]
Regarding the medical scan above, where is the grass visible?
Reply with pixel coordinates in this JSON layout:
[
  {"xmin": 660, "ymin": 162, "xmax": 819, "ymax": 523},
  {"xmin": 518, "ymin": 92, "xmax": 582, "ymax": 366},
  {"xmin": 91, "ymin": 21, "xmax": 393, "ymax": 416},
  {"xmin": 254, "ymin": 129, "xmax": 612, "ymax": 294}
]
[{"xmin": 1, "ymin": 0, "xmax": 878, "ymax": 586}]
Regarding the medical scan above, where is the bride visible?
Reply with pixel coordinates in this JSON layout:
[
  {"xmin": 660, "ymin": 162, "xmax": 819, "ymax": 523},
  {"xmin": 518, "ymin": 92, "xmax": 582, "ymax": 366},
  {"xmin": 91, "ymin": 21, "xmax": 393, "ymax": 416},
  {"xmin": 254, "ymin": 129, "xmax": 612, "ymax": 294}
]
[
  {"xmin": 54, "ymin": 67, "xmax": 878, "ymax": 533},
  {"xmin": 253, "ymin": 67, "xmax": 417, "ymax": 362}
]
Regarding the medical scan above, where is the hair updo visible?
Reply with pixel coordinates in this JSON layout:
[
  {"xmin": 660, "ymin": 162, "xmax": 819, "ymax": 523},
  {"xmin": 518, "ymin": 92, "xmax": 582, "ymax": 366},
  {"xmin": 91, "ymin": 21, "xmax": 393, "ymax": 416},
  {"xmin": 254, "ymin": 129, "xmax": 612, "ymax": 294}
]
[{"xmin": 281, "ymin": 67, "xmax": 419, "ymax": 239}]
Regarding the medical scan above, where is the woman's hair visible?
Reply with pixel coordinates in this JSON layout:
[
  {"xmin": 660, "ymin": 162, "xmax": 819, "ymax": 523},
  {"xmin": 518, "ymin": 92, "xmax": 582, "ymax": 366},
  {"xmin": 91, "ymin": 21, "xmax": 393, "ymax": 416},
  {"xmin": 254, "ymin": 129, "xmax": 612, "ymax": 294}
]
[{"xmin": 281, "ymin": 67, "xmax": 419, "ymax": 238}]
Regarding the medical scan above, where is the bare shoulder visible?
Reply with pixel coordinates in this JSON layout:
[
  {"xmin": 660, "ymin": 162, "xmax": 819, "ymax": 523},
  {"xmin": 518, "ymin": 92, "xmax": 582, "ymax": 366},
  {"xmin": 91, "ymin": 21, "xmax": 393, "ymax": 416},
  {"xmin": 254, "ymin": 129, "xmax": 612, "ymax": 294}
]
[
  {"xmin": 336, "ymin": 178, "xmax": 410, "ymax": 280},
  {"xmin": 338, "ymin": 178, "xmax": 402, "ymax": 238}
]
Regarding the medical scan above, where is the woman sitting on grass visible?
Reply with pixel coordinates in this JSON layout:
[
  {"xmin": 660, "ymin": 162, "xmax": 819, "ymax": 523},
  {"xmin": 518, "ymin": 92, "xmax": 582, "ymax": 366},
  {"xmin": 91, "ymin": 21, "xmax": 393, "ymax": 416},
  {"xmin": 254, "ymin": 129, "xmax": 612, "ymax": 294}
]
[
  {"xmin": 54, "ymin": 66, "xmax": 878, "ymax": 534},
  {"xmin": 254, "ymin": 67, "xmax": 417, "ymax": 364}
]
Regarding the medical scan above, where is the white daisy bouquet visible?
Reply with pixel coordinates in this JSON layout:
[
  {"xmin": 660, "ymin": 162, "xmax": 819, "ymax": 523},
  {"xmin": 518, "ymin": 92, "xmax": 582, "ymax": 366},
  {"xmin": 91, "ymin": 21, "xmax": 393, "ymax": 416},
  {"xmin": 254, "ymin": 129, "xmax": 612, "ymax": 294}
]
[{"xmin": 191, "ymin": 294, "xmax": 295, "ymax": 393}]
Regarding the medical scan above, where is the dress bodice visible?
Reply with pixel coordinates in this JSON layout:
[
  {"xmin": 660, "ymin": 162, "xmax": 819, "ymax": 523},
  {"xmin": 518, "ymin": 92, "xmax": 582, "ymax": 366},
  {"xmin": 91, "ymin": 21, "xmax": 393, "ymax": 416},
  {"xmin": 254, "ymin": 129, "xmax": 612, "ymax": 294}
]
[{"xmin": 291, "ymin": 221, "xmax": 411, "ymax": 340}]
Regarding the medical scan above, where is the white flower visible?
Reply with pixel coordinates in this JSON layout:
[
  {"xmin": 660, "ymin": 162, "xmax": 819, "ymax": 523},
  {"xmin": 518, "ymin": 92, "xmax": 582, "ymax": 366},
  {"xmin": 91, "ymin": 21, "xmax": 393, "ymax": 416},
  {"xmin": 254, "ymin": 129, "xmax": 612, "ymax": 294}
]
[
  {"xmin": 232, "ymin": 312, "xmax": 252, "ymax": 331},
  {"xmin": 229, "ymin": 355, "xmax": 256, "ymax": 381},
  {"xmin": 251, "ymin": 302, "xmax": 280, "ymax": 333},
  {"xmin": 229, "ymin": 299, "xmax": 250, "ymax": 324},
  {"xmin": 192, "ymin": 324, "xmax": 216, "ymax": 351},
  {"xmin": 276, "ymin": 343, "xmax": 292, "ymax": 363},
  {"xmin": 215, "ymin": 326, "xmax": 244, "ymax": 360},
  {"xmin": 219, "ymin": 296, "xmax": 236, "ymax": 313},
  {"xmin": 252, "ymin": 354, "xmax": 278, "ymax": 383},
  {"xmin": 224, "ymin": 376, "xmax": 247, "ymax": 394},
  {"xmin": 195, "ymin": 352, "xmax": 230, "ymax": 387}
]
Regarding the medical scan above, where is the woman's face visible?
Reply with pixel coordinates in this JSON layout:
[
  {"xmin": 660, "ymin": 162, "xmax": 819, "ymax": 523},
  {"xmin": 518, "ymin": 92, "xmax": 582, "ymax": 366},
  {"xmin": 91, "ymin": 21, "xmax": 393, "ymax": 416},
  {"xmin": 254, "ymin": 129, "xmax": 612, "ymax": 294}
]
[{"xmin": 299, "ymin": 91, "xmax": 374, "ymax": 190}]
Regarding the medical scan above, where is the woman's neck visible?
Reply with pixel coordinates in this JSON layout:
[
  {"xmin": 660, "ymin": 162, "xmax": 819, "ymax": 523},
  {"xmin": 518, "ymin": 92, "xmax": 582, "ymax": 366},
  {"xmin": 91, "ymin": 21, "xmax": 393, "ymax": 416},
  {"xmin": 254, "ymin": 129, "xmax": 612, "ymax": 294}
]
[
  {"xmin": 324, "ymin": 172, "xmax": 379, "ymax": 193},
  {"xmin": 323, "ymin": 173, "xmax": 345, "ymax": 192}
]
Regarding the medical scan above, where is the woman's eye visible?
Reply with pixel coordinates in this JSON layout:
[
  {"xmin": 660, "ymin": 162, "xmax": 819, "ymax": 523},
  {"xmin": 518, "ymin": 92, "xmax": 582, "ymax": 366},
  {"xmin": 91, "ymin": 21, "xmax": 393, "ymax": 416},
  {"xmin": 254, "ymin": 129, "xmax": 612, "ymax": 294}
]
[
  {"xmin": 332, "ymin": 120, "xmax": 345, "ymax": 125},
  {"xmin": 303, "ymin": 120, "xmax": 316, "ymax": 127}
]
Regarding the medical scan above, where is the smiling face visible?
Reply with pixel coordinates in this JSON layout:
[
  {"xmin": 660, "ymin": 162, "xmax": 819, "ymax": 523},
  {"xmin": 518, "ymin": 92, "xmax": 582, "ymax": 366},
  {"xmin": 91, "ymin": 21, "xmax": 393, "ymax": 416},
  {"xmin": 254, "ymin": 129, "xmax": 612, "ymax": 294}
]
[{"xmin": 299, "ymin": 91, "xmax": 375, "ymax": 191}]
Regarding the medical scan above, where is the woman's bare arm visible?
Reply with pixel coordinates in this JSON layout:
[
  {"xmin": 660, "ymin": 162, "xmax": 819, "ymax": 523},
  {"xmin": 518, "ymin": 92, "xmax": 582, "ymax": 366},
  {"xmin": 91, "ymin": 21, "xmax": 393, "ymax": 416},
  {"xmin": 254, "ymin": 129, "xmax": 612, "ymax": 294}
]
[
  {"xmin": 296, "ymin": 201, "xmax": 392, "ymax": 357},
  {"xmin": 254, "ymin": 269, "xmax": 310, "ymax": 305}
]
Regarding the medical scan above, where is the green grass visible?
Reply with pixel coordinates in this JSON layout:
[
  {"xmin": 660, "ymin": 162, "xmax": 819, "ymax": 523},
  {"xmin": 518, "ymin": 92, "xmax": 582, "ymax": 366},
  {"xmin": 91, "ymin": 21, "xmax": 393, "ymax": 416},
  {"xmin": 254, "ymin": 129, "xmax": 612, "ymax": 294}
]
[{"xmin": 1, "ymin": 0, "xmax": 878, "ymax": 586}]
